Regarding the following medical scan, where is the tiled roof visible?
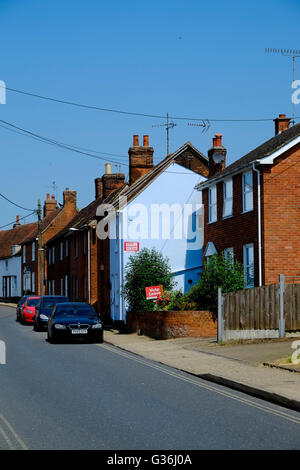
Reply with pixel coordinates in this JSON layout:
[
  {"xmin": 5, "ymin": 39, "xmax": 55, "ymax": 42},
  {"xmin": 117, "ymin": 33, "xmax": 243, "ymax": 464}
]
[
  {"xmin": 0, "ymin": 222, "xmax": 37, "ymax": 259},
  {"xmin": 21, "ymin": 209, "xmax": 62, "ymax": 244},
  {"xmin": 201, "ymin": 122, "xmax": 300, "ymax": 184}
]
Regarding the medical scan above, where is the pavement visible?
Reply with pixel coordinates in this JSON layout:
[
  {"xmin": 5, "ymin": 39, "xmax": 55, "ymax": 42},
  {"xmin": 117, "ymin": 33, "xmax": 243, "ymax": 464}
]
[
  {"xmin": 104, "ymin": 329, "xmax": 300, "ymax": 412},
  {"xmin": 2, "ymin": 302, "xmax": 300, "ymax": 412}
]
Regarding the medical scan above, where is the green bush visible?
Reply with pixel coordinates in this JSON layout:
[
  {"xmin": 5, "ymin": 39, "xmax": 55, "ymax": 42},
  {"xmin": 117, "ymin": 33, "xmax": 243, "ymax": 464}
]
[
  {"xmin": 187, "ymin": 252, "xmax": 244, "ymax": 313},
  {"xmin": 166, "ymin": 290, "xmax": 198, "ymax": 311},
  {"xmin": 123, "ymin": 248, "xmax": 176, "ymax": 311}
]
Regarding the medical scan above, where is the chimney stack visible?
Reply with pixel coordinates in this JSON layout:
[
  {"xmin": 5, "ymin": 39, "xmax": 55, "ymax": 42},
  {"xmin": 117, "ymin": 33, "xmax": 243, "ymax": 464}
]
[
  {"xmin": 63, "ymin": 188, "xmax": 77, "ymax": 208},
  {"xmin": 274, "ymin": 114, "xmax": 290, "ymax": 135},
  {"xmin": 95, "ymin": 178, "xmax": 103, "ymax": 200},
  {"xmin": 129, "ymin": 134, "xmax": 154, "ymax": 185},
  {"xmin": 102, "ymin": 164, "xmax": 125, "ymax": 199},
  {"xmin": 208, "ymin": 133, "xmax": 227, "ymax": 177},
  {"xmin": 13, "ymin": 215, "xmax": 20, "ymax": 228},
  {"xmin": 43, "ymin": 193, "xmax": 57, "ymax": 218}
]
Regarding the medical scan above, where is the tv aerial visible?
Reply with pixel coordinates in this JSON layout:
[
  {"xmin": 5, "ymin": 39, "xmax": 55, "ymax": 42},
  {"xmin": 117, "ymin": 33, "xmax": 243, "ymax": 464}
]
[
  {"xmin": 187, "ymin": 120, "xmax": 211, "ymax": 133},
  {"xmin": 152, "ymin": 112, "xmax": 176, "ymax": 155},
  {"xmin": 265, "ymin": 48, "xmax": 300, "ymax": 125}
]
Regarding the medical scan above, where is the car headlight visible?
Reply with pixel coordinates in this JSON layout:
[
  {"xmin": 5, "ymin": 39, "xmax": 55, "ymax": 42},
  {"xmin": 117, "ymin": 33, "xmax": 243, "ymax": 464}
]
[
  {"xmin": 91, "ymin": 323, "xmax": 102, "ymax": 329},
  {"xmin": 54, "ymin": 324, "xmax": 66, "ymax": 329},
  {"xmin": 40, "ymin": 314, "xmax": 48, "ymax": 320}
]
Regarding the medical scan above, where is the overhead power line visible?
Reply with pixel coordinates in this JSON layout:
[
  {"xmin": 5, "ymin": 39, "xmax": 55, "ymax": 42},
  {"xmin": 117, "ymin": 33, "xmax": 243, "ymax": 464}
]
[
  {"xmin": 0, "ymin": 211, "xmax": 36, "ymax": 230},
  {"xmin": 0, "ymin": 192, "xmax": 36, "ymax": 212},
  {"xmin": 2, "ymin": 84, "xmax": 300, "ymax": 122}
]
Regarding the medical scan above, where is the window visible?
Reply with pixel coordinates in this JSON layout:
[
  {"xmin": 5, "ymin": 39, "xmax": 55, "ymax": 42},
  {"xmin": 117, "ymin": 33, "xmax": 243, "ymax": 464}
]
[
  {"xmin": 65, "ymin": 275, "xmax": 68, "ymax": 298},
  {"xmin": 224, "ymin": 247, "xmax": 234, "ymax": 264},
  {"xmin": 60, "ymin": 278, "xmax": 64, "ymax": 296},
  {"xmin": 32, "ymin": 242, "xmax": 35, "ymax": 262},
  {"xmin": 243, "ymin": 243, "xmax": 254, "ymax": 288},
  {"xmin": 223, "ymin": 179, "xmax": 233, "ymax": 218},
  {"xmin": 5, "ymin": 260, "xmax": 8, "ymax": 271},
  {"xmin": 60, "ymin": 242, "xmax": 64, "ymax": 261},
  {"xmin": 52, "ymin": 280, "xmax": 55, "ymax": 295},
  {"xmin": 65, "ymin": 240, "xmax": 69, "ymax": 257},
  {"xmin": 208, "ymin": 185, "xmax": 217, "ymax": 223},
  {"xmin": 31, "ymin": 272, "xmax": 35, "ymax": 293},
  {"xmin": 23, "ymin": 246, "xmax": 26, "ymax": 263},
  {"xmin": 52, "ymin": 247, "xmax": 55, "ymax": 265},
  {"xmin": 242, "ymin": 171, "xmax": 253, "ymax": 212}
]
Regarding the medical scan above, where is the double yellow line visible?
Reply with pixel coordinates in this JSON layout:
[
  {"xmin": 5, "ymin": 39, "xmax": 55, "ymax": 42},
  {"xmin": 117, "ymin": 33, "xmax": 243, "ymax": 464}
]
[
  {"xmin": 0, "ymin": 412, "xmax": 28, "ymax": 450},
  {"xmin": 100, "ymin": 343, "xmax": 300, "ymax": 426}
]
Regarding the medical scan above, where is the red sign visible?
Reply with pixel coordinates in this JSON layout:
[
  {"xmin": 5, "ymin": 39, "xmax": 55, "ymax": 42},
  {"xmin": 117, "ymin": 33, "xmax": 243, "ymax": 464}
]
[
  {"xmin": 145, "ymin": 285, "xmax": 164, "ymax": 300},
  {"xmin": 124, "ymin": 241, "xmax": 140, "ymax": 252}
]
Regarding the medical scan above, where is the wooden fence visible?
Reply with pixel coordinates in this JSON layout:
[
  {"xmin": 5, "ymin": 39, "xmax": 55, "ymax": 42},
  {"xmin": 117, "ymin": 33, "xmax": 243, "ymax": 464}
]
[{"xmin": 220, "ymin": 281, "xmax": 300, "ymax": 341}]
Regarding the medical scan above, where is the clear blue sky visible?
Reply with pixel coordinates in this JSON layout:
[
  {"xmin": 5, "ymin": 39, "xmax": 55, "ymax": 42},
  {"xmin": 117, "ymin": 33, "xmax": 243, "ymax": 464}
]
[{"xmin": 0, "ymin": 0, "xmax": 299, "ymax": 225}]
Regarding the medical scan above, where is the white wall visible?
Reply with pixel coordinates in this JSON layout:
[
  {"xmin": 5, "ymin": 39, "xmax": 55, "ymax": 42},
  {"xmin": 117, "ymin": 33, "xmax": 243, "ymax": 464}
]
[
  {"xmin": 0, "ymin": 255, "xmax": 22, "ymax": 298},
  {"xmin": 110, "ymin": 163, "xmax": 206, "ymax": 322}
]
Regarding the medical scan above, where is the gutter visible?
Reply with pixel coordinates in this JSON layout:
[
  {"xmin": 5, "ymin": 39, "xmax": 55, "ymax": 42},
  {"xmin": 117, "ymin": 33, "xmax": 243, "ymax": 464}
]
[{"xmin": 252, "ymin": 161, "xmax": 262, "ymax": 287}]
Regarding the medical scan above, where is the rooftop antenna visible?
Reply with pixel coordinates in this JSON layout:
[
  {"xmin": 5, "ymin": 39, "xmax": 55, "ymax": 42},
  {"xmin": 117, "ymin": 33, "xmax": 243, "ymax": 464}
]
[
  {"xmin": 265, "ymin": 48, "xmax": 300, "ymax": 125},
  {"xmin": 187, "ymin": 120, "xmax": 210, "ymax": 133},
  {"xmin": 114, "ymin": 163, "xmax": 121, "ymax": 173},
  {"xmin": 152, "ymin": 112, "xmax": 176, "ymax": 155}
]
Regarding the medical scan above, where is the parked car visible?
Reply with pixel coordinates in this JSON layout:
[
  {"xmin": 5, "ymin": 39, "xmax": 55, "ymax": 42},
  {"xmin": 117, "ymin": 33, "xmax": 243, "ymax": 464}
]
[
  {"xmin": 20, "ymin": 296, "xmax": 40, "ymax": 324},
  {"xmin": 16, "ymin": 295, "xmax": 31, "ymax": 322},
  {"xmin": 47, "ymin": 302, "xmax": 103, "ymax": 344},
  {"xmin": 33, "ymin": 295, "xmax": 69, "ymax": 331}
]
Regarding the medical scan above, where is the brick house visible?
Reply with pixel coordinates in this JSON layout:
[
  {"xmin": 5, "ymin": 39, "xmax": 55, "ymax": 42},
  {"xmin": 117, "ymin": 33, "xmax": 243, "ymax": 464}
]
[
  {"xmin": 0, "ymin": 217, "xmax": 37, "ymax": 301},
  {"xmin": 21, "ymin": 189, "xmax": 77, "ymax": 295},
  {"xmin": 45, "ymin": 168, "xmax": 125, "ymax": 315},
  {"xmin": 196, "ymin": 114, "xmax": 300, "ymax": 287}
]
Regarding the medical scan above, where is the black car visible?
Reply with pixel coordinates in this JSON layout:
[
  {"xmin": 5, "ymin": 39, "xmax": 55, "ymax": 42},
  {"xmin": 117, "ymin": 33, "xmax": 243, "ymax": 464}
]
[
  {"xmin": 16, "ymin": 295, "xmax": 31, "ymax": 322},
  {"xmin": 47, "ymin": 302, "xmax": 103, "ymax": 343},
  {"xmin": 34, "ymin": 295, "xmax": 69, "ymax": 331}
]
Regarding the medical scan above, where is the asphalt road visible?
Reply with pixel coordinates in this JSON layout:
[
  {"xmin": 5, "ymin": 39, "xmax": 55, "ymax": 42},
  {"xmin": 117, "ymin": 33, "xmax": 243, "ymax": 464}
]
[{"xmin": 0, "ymin": 305, "xmax": 299, "ymax": 450}]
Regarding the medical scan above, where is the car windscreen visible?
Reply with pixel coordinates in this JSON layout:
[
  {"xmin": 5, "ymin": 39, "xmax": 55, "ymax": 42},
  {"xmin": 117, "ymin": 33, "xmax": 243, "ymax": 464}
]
[
  {"xmin": 27, "ymin": 298, "xmax": 39, "ymax": 307},
  {"xmin": 42, "ymin": 297, "xmax": 68, "ymax": 309},
  {"xmin": 55, "ymin": 306, "xmax": 96, "ymax": 317}
]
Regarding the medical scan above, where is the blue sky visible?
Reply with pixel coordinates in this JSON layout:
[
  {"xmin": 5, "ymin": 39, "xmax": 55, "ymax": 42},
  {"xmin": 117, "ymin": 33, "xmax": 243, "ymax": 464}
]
[{"xmin": 0, "ymin": 0, "xmax": 299, "ymax": 225}]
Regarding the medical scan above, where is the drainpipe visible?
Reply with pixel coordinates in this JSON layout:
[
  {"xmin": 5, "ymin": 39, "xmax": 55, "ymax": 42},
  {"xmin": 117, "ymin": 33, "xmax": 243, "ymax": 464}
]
[{"xmin": 252, "ymin": 161, "xmax": 262, "ymax": 286}]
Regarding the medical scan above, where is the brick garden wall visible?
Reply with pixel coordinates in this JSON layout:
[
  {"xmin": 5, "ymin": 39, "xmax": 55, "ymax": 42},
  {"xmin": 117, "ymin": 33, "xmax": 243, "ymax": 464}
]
[{"xmin": 126, "ymin": 310, "xmax": 217, "ymax": 339}]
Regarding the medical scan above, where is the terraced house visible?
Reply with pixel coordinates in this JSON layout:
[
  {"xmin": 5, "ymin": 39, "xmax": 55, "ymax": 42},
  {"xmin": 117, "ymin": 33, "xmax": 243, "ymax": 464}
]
[{"xmin": 197, "ymin": 114, "xmax": 300, "ymax": 287}]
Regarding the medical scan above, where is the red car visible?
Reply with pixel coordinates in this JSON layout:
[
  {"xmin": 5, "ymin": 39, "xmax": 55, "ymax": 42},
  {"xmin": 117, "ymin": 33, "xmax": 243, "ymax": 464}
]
[{"xmin": 20, "ymin": 296, "xmax": 40, "ymax": 324}]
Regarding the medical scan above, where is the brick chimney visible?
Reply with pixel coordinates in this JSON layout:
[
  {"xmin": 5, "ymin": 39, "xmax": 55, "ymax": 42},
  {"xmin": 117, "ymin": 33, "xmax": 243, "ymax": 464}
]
[
  {"xmin": 63, "ymin": 188, "xmax": 77, "ymax": 207},
  {"xmin": 102, "ymin": 163, "xmax": 125, "ymax": 199},
  {"xmin": 95, "ymin": 178, "xmax": 103, "ymax": 200},
  {"xmin": 43, "ymin": 194, "xmax": 57, "ymax": 218},
  {"xmin": 129, "ymin": 135, "xmax": 154, "ymax": 185},
  {"xmin": 13, "ymin": 215, "xmax": 20, "ymax": 228},
  {"xmin": 274, "ymin": 114, "xmax": 290, "ymax": 135},
  {"xmin": 208, "ymin": 134, "xmax": 227, "ymax": 177}
]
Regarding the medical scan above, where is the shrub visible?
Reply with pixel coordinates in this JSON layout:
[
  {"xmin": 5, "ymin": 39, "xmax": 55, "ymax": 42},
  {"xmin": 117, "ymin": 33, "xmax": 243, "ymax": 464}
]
[
  {"xmin": 187, "ymin": 252, "xmax": 244, "ymax": 313},
  {"xmin": 123, "ymin": 248, "xmax": 176, "ymax": 311}
]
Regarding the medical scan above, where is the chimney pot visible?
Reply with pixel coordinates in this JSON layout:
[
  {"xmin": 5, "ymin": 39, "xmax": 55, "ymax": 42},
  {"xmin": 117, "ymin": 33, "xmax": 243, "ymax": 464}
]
[
  {"xmin": 143, "ymin": 135, "xmax": 149, "ymax": 147},
  {"xmin": 133, "ymin": 135, "xmax": 139, "ymax": 146},
  {"xmin": 213, "ymin": 133, "xmax": 223, "ymax": 147},
  {"xmin": 105, "ymin": 163, "xmax": 112, "ymax": 175},
  {"xmin": 46, "ymin": 193, "xmax": 50, "ymax": 200},
  {"xmin": 208, "ymin": 133, "xmax": 227, "ymax": 177}
]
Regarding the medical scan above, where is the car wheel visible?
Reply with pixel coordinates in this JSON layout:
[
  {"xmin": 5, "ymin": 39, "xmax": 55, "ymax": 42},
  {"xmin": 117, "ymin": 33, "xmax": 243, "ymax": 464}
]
[
  {"xmin": 33, "ymin": 321, "xmax": 41, "ymax": 332},
  {"xmin": 94, "ymin": 335, "xmax": 103, "ymax": 344},
  {"xmin": 47, "ymin": 329, "xmax": 57, "ymax": 344}
]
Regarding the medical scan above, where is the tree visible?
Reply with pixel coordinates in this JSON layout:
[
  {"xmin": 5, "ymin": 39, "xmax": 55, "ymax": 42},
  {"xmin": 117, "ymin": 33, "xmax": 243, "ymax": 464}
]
[
  {"xmin": 123, "ymin": 248, "xmax": 175, "ymax": 311},
  {"xmin": 187, "ymin": 252, "xmax": 244, "ymax": 313}
]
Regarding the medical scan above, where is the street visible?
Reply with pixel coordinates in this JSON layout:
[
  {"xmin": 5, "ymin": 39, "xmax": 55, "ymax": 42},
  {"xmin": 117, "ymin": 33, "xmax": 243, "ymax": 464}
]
[{"xmin": 0, "ymin": 305, "xmax": 299, "ymax": 450}]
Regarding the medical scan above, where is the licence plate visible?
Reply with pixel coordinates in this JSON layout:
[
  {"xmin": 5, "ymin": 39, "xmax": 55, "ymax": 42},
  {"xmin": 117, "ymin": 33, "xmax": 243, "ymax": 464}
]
[{"xmin": 71, "ymin": 329, "xmax": 88, "ymax": 334}]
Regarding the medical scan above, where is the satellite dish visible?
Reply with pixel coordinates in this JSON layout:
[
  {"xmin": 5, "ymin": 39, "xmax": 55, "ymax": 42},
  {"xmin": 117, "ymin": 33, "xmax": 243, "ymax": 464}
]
[{"xmin": 213, "ymin": 153, "xmax": 224, "ymax": 164}]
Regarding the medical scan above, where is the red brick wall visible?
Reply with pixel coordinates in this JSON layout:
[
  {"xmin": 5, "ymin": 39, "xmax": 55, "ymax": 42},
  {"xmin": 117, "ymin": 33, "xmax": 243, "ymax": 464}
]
[
  {"xmin": 262, "ymin": 143, "xmax": 300, "ymax": 284},
  {"xmin": 126, "ymin": 310, "xmax": 217, "ymax": 339},
  {"xmin": 203, "ymin": 171, "xmax": 259, "ymax": 285}
]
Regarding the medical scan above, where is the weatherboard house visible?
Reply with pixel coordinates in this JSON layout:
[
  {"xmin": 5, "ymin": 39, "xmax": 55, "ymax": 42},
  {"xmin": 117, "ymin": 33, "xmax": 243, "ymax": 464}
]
[{"xmin": 107, "ymin": 135, "xmax": 209, "ymax": 324}]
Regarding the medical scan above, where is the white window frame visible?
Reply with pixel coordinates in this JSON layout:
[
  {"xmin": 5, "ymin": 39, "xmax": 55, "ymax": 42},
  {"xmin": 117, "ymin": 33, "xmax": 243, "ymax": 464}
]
[
  {"xmin": 224, "ymin": 247, "xmax": 234, "ymax": 264},
  {"xmin": 223, "ymin": 179, "xmax": 233, "ymax": 218},
  {"xmin": 242, "ymin": 171, "xmax": 253, "ymax": 213},
  {"xmin": 243, "ymin": 243, "xmax": 254, "ymax": 288},
  {"xmin": 32, "ymin": 242, "xmax": 35, "ymax": 262},
  {"xmin": 208, "ymin": 185, "xmax": 217, "ymax": 223}
]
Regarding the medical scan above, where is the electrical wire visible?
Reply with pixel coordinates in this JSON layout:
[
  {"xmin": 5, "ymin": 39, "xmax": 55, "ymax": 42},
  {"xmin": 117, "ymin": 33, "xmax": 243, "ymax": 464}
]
[
  {"xmin": 0, "ymin": 192, "xmax": 36, "ymax": 212},
  {"xmin": 0, "ymin": 211, "xmax": 36, "ymax": 230},
  {"xmin": 3, "ymin": 84, "xmax": 300, "ymax": 122}
]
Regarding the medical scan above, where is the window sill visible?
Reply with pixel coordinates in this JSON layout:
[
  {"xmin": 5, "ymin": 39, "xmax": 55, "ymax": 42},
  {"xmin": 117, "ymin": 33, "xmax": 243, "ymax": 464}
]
[
  {"xmin": 207, "ymin": 220, "xmax": 217, "ymax": 225},
  {"xmin": 241, "ymin": 209, "xmax": 254, "ymax": 215},
  {"xmin": 222, "ymin": 214, "xmax": 233, "ymax": 220}
]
